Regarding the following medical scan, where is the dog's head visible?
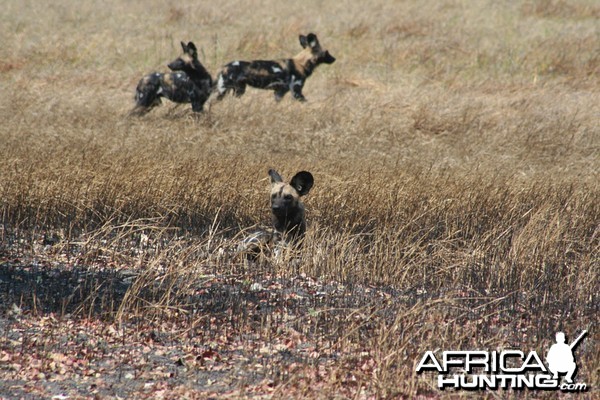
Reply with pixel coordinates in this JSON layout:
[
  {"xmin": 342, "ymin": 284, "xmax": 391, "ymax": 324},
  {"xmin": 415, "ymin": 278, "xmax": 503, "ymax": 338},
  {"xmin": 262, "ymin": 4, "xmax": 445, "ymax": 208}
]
[
  {"xmin": 168, "ymin": 41, "xmax": 199, "ymax": 71},
  {"xmin": 269, "ymin": 169, "xmax": 314, "ymax": 220},
  {"xmin": 299, "ymin": 33, "xmax": 336, "ymax": 65}
]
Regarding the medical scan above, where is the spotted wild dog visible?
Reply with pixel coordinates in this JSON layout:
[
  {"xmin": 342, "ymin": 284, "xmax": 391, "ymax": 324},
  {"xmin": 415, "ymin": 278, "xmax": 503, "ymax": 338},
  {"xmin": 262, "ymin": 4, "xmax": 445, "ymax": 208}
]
[
  {"xmin": 131, "ymin": 41, "xmax": 213, "ymax": 115},
  {"xmin": 239, "ymin": 169, "xmax": 315, "ymax": 260},
  {"xmin": 214, "ymin": 33, "xmax": 335, "ymax": 102}
]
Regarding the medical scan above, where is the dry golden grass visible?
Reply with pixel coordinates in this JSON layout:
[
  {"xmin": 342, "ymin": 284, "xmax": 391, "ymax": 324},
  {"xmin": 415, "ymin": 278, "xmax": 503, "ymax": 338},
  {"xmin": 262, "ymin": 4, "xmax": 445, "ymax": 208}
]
[{"xmin": 1, "ymin": 0, "xmax": 599, "ymax": 398}]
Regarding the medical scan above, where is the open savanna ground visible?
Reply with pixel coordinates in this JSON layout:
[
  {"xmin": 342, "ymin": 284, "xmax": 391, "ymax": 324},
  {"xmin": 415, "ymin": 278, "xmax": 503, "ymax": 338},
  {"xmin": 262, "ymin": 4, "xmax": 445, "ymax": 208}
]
[{"xmin": 1, "ymin": 0, "xmax": 598, "ymax": 398}]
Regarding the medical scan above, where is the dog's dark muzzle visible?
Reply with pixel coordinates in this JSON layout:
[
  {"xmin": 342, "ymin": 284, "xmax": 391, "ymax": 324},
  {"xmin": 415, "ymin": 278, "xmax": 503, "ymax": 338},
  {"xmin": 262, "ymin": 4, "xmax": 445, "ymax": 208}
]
[
  {"xmin": 323, "ymin": 51, "xmax": 336, "ymax": 64},
  {"xmin": 271, "ymin": 205, "xmax": 289, "ymax": 217},
  {"xmin": 168, "ymin": 59, "xmax": 185, "ymax": 71}
]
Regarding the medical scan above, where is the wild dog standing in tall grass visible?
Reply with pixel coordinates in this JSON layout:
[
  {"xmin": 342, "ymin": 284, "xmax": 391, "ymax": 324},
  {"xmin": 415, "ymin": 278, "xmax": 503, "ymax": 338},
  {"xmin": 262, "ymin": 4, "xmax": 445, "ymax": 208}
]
[
  {"xmin": 239, "ymin": 169, "xmax": 314, "ymax": 260},
  {"xmin": 214, "ymin": 33, "xmax": 335, "ymax": 102},
  {"xmin": 131, "ymin": 41, "xmax": 213, "ymax": 116}
]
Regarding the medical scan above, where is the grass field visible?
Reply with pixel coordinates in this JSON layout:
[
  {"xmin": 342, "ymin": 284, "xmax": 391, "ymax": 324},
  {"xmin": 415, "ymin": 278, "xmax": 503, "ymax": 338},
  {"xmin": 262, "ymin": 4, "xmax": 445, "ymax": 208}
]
[{"xmin": 1, "ymin": 0, "xmax": 598, "ymax": 398}]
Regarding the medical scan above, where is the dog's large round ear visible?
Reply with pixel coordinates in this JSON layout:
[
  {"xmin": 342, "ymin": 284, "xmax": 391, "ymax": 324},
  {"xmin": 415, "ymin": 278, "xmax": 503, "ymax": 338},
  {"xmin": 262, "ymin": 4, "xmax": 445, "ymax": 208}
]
[
  {"xmin": 299, "ymin": 35, "xmax": 308, "ymax": 48},
  {"xmin": 290, "ymin": 171, "xmax": 314, "ymax": 196},
  {"xmin": 187, "ymin": 42, "xmax": 198, "ymax": 56},
  {"xmin": 306, "ymin": 33, "xmax": 319, "ymax": 48},
  {"xmin": 180, "ymin": 41, "xmax": 188, "ymax": 51},
  {"xmin": 269, "ymin": 169, "xmax": 283, "ymax": 183}
]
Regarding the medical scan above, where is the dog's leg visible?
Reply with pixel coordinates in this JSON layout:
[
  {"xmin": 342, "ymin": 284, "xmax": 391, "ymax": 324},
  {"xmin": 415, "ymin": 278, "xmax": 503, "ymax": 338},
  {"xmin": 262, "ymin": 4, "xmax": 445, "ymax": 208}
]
[
  {"xmin": 190, "ymin": 93, "xmax": 204, "ymax": 112},
  {"xmin": 289, "ymin": 76, "xmax": 306, "ymax": 102},
  {"xmin": 291, "ymin": 83, "xmax": 306, "ymax": 102},
  {"xmin": 274, "ymin": 87, "xmax": 289, "ymax": 102},
  {"xmin": 233, "ymin": 83, "xmax": 246, "ymax": 97}
]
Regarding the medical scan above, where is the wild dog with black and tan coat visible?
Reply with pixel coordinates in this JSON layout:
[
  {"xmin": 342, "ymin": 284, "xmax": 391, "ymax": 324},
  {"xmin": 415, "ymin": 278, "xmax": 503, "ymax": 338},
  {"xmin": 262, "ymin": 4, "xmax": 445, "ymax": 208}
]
[
  {"xmin": 214, "ymin": 33, "xmax": 335, "ymax": 102},
  {"xmin": 268, "ymin": 169, "xmax": 314, "ymax": 240},
  {"xmin": 239, "ymin": 169, "xmax": 314, "ymax": 259},
  {"xmin": 131, "ymin": 41, "xmax": 213, "ymax": 115}
]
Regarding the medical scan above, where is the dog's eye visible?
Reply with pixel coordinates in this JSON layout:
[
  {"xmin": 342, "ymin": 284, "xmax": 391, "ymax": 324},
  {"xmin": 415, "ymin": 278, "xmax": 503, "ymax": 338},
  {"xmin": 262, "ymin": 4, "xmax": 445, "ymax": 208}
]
[{"xmin": 284, "ymin": 194, "xmax": 293, "ymax": 200}]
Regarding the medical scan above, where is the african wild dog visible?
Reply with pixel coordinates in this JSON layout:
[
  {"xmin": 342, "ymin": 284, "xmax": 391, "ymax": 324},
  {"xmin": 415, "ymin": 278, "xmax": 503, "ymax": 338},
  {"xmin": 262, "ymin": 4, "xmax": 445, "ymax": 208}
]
[
  {"xmin": 214, "ymin": 33, "xmax": 335, "ymax": 102},
  {"xmin": 268, "ymin": 169, "xmax": 314, "ymax": 240},
  {"xmin": 239, "ymin": 169, "xmax": 315, "ymax": 259},
  {"xmin": 131, "ymin": 41, "xmax": 213, "ymax": 115}
]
